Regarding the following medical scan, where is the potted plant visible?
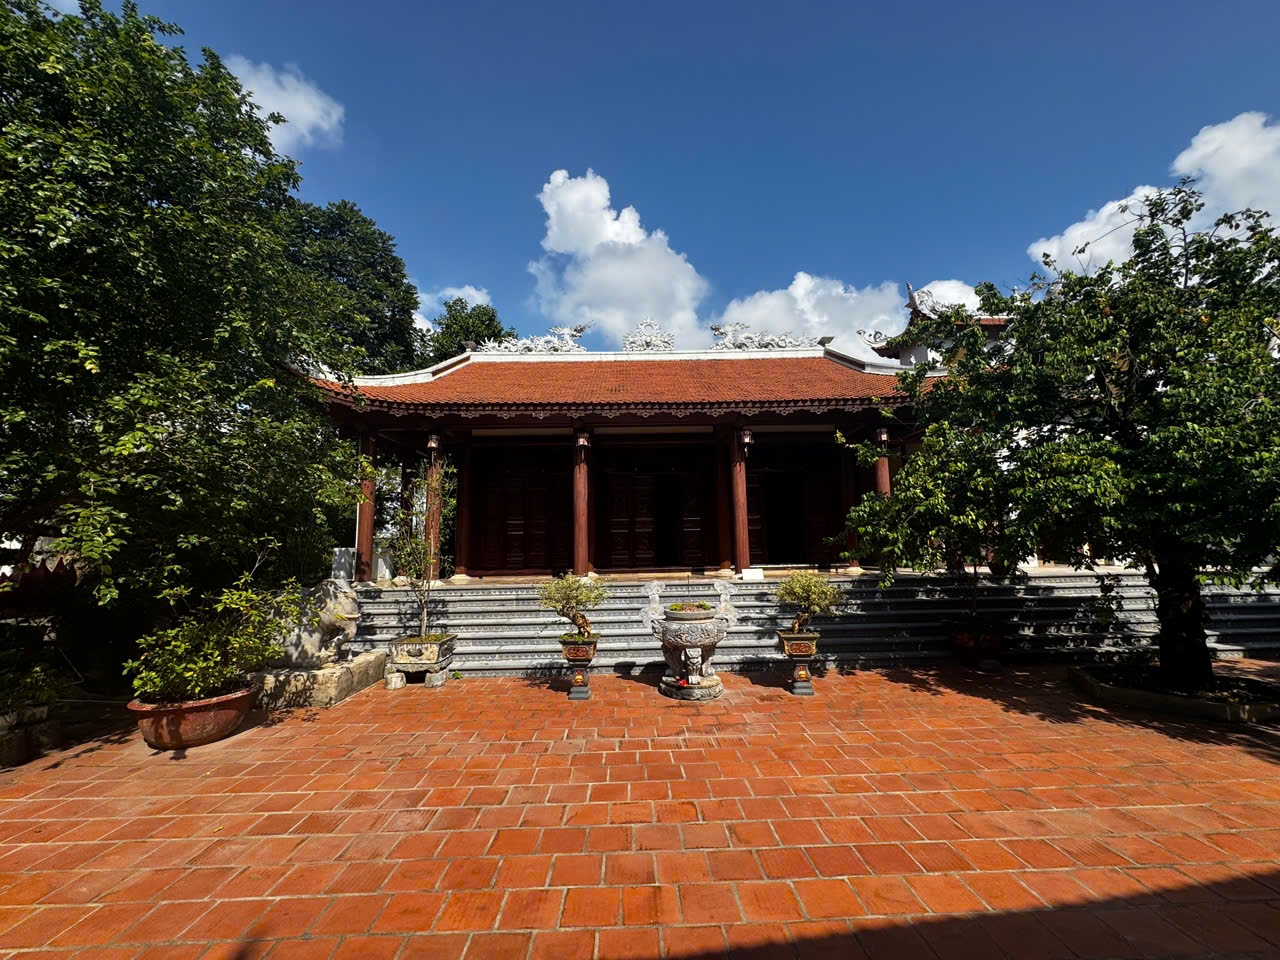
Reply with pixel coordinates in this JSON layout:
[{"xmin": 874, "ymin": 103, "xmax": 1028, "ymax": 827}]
[
  {"xmin": 124, "ymin": 574, "xmax": 301, "ymax": 750},
  {"xmin": 774, "ymin": 571, "xmax": 843, "ymax": 696},
  {"xmin": 385, "ymin": 464, "xmax": 457, "ymax": 686},
  {"xmin": 0, "ymin": 658, "xmax": 58, "ymax": 732},
  {"xmin": 538, "ymin": 574, "xmax": 609, "ymax": 700}
]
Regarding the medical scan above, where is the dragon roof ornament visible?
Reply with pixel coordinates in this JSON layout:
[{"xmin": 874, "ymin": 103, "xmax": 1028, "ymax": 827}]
[
  {"xmin": 623, "ymin": 319, "xmax": 675, "ymax": 352},
  {"xmin": 477, "ymin": 323, "xmax": 590, "ymax": 354},
  {"xmin": 709, "ymin": 322, "xmax": 821, "ymax": 351}
]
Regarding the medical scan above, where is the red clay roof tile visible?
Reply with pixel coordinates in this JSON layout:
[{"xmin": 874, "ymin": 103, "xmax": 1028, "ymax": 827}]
[{"xmin": 319, "ymin": 356, "xmax": 905, "ymax": 410}]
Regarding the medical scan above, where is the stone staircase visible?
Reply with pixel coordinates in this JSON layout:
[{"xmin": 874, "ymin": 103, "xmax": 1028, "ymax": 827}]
[{"xmin": 350, "ymin": 572, "xmax": 1280, "ymax": 677}]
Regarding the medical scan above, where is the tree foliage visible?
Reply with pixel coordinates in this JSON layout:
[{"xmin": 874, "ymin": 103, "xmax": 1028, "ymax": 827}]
[
  {"xmin": 877, "ymin": 183, "xmax": 1280, "ymax": 690},
  {"xmin": 0, "ymin": 1, "xmax": 360, "ymax": 605},
  {"xmin": 538, "ymin": 575, "xmax": 608, "ymax": 639},
  {"xmin": 281, "ymin": 199, "xmax": 426, "ymax": 374},
  {"xmin": 423, "ymin": 297, "xmax": 514, "ymax": 367},
  {"xmin": 773, "ymin": 571, "xmax": 843, "ymax": 633}
]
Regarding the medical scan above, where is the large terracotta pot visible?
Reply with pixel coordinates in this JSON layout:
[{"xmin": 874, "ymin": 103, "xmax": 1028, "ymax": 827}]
[{"xmin": 127, "ymin": 688, "xmax": 256, "ymax": 750}]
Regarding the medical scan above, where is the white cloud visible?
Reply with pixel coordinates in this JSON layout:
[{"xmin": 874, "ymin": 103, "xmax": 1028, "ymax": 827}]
[
  {"xmin": 529, "ymin": 169, "xmax": 710, "ymax": 347},
  {"xmin": 433, "ymin": 285, "xmax": 492, "ymax": 307},
  {"xmin": 1029, "ymin": 111, "xmax": 1280, "ymax": 271},
  {"xmin": 413, "ymin": 285, "xmax": 493, "ymax": 331},
  {"xmin": 1171, "ymin": 111, "xmax": 1280, "ymax": 216},
  {"xmin": 526, "ymin": 168, "xmax": 978, "ymax": 356},
  {"xmin": 226, "ymin": 56, "xmax": 344, "ymax": 154},
  {"xmin": 718, "ymin": 273, "xmax": 908, "ymax": 355},
  {"xmin": 916, "ymin": 279, "xmax": 981, "ymax": 314}
]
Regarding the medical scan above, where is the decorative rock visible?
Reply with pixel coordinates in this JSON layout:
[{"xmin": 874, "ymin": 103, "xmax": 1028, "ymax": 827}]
[
  {"xmin": 255, "ymin": 650, "xmax": 387, "ymax": 710},
  {"xmin": 385, "ymin": 672, "xmax": 406, "ymax": 690},
  {"xmin": 276, "ymin": 579, "xmax": 359, "ymax": 667}
]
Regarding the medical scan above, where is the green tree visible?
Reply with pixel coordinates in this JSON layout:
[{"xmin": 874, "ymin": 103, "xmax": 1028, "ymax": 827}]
[
  {"xmin": 423, "ymin": 297, "xmax": 514, "ymax": 367},
  {"xmin": 0, "ymin": 1, "xmax": 361, "ymax": 605},
  {"xmin": 281, "ymin": 199, "xmax": 426, "ymax": 374},
  {"xmin": 886, "ymin": 183, "xmax": 1280, "ymax": 691},
  {"xmin": 844, "ymin": 422, "xmax": 1028, "ymax": 615}
]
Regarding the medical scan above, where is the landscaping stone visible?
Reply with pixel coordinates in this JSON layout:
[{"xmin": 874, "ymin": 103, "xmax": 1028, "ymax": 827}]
[{"xmin": 253, "ymin": 649, "xmax": 387, "ymax": 709}]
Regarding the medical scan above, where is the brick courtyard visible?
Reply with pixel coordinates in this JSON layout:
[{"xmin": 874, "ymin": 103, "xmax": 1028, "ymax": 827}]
[{"xmin": 2, "ymin": 667, "xmax": 1279, "ymax": 959}]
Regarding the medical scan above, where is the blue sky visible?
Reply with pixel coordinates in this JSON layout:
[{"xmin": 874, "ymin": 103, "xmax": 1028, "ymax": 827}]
[{"xmin": 87, "ymin": 0, "xmax": 1280, "ymax": 352}]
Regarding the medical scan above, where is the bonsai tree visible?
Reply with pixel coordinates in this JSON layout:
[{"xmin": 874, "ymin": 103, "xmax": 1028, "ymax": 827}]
[
  {"xmin": 774, "ymin": 571, "xmax": 843, "ymax": 634},
  {"xmin": 538, "ymin": 575, "xmax": 609, "ymax": 639},
  {"xmin": 125, "ymin": 574, "xmax": 302, "ymax": 704},
  {"xmin": 894, "ymin": 183, "xmax": 1280, "ymax": 692},
  {"xmin": 387, "ymin": 463, "xmax": 454, "ymax": 640}
]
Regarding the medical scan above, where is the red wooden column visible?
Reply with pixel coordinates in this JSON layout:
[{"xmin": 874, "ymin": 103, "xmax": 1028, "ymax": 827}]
[
  {"xmin": 425, "ymin": 434, "xmax": 443, "ymax": 581},
  {"xmin": 453, "ymin": 438, "xmax": 472, "ymax": 578},
  {"xmin": 716, "ymin": 436, "xmax": 733, "ymax": 573},
  {"xmin": 730, "ymin": 428, "xmax": 751, "ymax": 572},
  {"xmin": 874, "ymin": 426, "xmax": 892, "ymax": 496},
  {"xmin": 573, "ymin": 431, "xmax": 591, "ymax": 575},
  {"xmin": 354, "ymin": 431, "xmax": 377, "ymax": 582}
]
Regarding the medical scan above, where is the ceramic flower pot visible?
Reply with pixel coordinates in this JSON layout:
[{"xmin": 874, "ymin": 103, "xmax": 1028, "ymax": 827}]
[
  {"xmin": 127, "ymin": 687, "xmax": 256, "ymax": 750},
  {"xmin": 778, "ymin": 630, "xmax": 820, "ymax": 696},
  {"xmin": 559, "ymin": 635, "xmax": 598, "ymax": 701}
]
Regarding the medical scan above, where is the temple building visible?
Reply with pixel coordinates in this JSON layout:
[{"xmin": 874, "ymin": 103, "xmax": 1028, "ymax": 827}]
[{"xmin": 318, "ymin": 317, "xmax": 946, "ymax": 582}]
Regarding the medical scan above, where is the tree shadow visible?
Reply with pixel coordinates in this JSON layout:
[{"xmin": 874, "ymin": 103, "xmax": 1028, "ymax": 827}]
[{"xmin": 862, "ymin": 663, "xmax": 1280, "ymax": 767}]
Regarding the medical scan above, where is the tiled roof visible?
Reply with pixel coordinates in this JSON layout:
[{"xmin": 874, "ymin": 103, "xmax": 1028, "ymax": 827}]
[{"xmin": 318, "ymin": 355, "xmax": 905, "ymax": 412}]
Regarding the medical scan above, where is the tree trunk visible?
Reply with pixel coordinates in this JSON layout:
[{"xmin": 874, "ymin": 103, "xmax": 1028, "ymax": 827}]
[{"xmin": 1151, "ymin": 553, "xmax": 1212, "ymax": 692}]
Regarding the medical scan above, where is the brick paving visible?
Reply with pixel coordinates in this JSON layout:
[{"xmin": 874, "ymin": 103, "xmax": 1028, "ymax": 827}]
[{"xmin": 1, "ymin": 666, "xmax": 1279, "ymax": 959}]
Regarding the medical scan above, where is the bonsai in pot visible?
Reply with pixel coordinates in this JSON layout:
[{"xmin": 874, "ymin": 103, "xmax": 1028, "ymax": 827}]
[
  {"xmin": 124, "ymin": 575, "xmax": 300, "ymax": 750},
  {"xmin": 774, "ymin": 571, "xmax": 843, "ymax": 695},
  {"xmin": 385, "ymin": 465, "xmax": 457, "ymax": 687},
  {"xmin": 538, "ymin": 574, "xmax": 609, "ymax": 700}
]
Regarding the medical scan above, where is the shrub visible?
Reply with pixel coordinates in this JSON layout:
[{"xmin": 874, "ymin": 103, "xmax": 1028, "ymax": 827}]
[
  {"xmin": 538, "ymin": 575, "xmax": 609, "ymax": 639},
  {"xmin": 0, "ymin": 659, "xmax": 58, "ymax": 715},
  {"xmin": 124, "ymin": 576, "xmax": 301, "ymax": 703},
  {"xmin": 773, "ymin": 572, "xmax": 843, "ymax": 633}
]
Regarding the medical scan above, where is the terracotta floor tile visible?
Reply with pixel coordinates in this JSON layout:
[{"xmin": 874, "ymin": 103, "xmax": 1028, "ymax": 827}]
[
  {"xmin": 559, "ymin": 885, "xmax": 620, "ymax": 927},
  {"xmin": 3, "ymin": 668, "xmax": 1279, "ymax": 960},
  {"xmin": 497, "ymin": 888, "xmax": 563, "ymax": 930},
  {"xmin": 678, "ymin": 883, "xmax": 742, "ymax": 924},
  {"xmin": 370, "ymin": 892, "xmax": 446, "ymax": 934}
]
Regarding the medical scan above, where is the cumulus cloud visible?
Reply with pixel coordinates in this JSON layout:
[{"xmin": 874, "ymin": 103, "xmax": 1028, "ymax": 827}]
[
  {"xmin": 718, "ymin": 273, "xmax": 908, "ymax": 354},
  {"xmin": 526, "ymin": 168, "xmax": 977, "ymax": 355},
  {"xmin": 529, "ymin": 170, "xmax": 710, "ymax": 347},
  {"xmin": 412, "ymin": 284, "xmax": 493, "ymax": 331},
  {"xmin": 226, "ymin": 55, "xmax": 344, "ymax": 154},
  {"xmin": 1029, "ymin": 112, "xmax": 1280, "ymax": 271}
]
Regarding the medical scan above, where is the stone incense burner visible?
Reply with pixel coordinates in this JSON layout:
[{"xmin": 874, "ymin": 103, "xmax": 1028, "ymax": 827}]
[{"xmin": 641, "ymin": 583, "xmax": 736, "ymax": 701}]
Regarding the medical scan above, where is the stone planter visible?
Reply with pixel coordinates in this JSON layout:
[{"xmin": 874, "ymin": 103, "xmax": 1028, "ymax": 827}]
[
  {"xmin": 778, "ymin": 630, "xmax": 819, "ymax": 696},
  {"xmin": 664, "ymin": 607, "xmax": 715, "ymax": 622},
  {"xmin": 559, "ymin": 635, "xmax": 599, "ymax": 701},
  {"xmin": 0, "ymin": 713, "xmax": 15, "ymax": 734},
  {"xmin": 19, "ymin": 705, "xmax": 50, "ymax": 725},
  {"xmin": 127, "ymin": 687, "xmax": 256, "ymax": 750},
  {"xmin": 387, "ymin": 634, "xmax": 456, "ymax": 689}
]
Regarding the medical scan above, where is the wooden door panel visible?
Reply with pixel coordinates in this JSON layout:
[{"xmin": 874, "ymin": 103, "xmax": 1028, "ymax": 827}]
[
  {"xmin": 679, "ymin": 473, "xmax": 703, "ymax": 566},
  {"xmin": 608, "ymin": 475, "xmax": 632, "ymax": 568},
  {"xmin": 633, "ymin": 475, "xmax": 655, "ymax": 567},
  {"xmin": 747, "ymin": 473, "xmax": 765, "ymax": 566}
]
